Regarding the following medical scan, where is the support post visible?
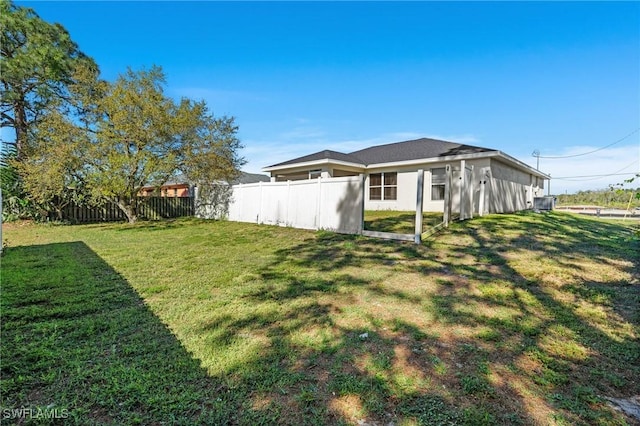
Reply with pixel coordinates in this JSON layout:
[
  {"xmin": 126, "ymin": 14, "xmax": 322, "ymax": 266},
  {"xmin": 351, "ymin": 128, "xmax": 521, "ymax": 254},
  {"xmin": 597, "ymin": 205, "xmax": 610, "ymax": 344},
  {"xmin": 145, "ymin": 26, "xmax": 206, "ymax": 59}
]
[
  {"xmin": 443, "ymin": 164, "xmax": 451, "ymax": 227},
  {"xmin": 359, "ymin": 173, "xmax": 366, "ymax": 234},
  {"xmin": 193, "ymin": 185, "xmax": 200, "ymax": 218},
  {"xmin": 258, "ymin": 181, "xmax": 263, "ymax": 223},
  {"xmin": 460, "ymin": 160, "xmax": 466, "ymax": 220},
  {"xmin": 478, "ymin": 175, "xmax": 485, "ymax": 217},
  {"xmin": 415, "ymin": 169, "xmax": 424, "ymax": 244},
  {"xmin": 286, "ymin": 180, "xmax": 291, "ymax": 226},
  {"xmin": 316, "ymin": 177, "xmax": 322, "ymax": 229},
  {"xmin": 468, "ymin": 164, "xmax": 474, "ymax": 219},
  {"xmin": 485, "ymin": 169, "xmax": 492, "ymax": 215}
]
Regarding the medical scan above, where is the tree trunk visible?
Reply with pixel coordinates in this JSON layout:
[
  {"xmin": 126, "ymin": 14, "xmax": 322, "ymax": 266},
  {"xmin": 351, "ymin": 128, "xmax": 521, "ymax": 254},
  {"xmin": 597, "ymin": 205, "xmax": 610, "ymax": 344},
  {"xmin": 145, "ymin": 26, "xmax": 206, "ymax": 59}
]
[
  {"xmin": 117, "ymin": 199, "xmax": 138, "ymax": 224},
  {"xmin": 13, "ymin": 101, "xmax": 28, "ymax": 161}
]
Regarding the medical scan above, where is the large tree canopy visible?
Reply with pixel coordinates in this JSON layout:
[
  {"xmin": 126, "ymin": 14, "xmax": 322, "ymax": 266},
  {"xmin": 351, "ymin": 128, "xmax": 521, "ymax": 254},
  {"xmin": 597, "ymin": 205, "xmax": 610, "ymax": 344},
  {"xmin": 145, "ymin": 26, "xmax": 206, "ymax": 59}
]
[
  {"xmin": 3, "ymin": 1, "xmax": 243, "ymax": 223},
  {"xmin": 21, "ymin": 66, "xmax": 244, "ymax": 223},
  {"xmin": 0, "ymin": 0, "xmax": 97, "ymax": 159}
]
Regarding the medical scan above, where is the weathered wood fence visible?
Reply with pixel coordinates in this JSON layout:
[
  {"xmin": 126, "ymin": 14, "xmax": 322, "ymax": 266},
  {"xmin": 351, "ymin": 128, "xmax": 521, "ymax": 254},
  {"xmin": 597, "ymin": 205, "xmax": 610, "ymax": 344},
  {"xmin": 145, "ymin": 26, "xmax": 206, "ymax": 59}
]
[{"xmin": 49, "ymin": 197, "xmax": 195, "ymax": 223}]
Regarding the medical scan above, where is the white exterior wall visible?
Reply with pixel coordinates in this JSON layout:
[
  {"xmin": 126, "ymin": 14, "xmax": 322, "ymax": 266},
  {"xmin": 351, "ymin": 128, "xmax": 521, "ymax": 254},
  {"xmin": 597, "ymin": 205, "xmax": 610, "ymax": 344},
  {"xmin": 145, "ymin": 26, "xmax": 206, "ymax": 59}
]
[
  {"xmin": 487, "ymin": 160, "xmax": 544, "ymax": 213},
  {"xmin": 365, "ymin": 166, "xmax": 417, "ymax": 211},
  {"xmin": 363, "ymin": 159, "xmax": 491, "ymax": 213},
  {"xmin": 227, "ymin": 176, "xmax": 363, "ymax": 234},
  {"xmin": 257, "ymin": 154, "xmax": 547, "ymax": 226},
  {"xmin": 486, "ymin": 177, "xmax": 527, "ymax": 213}
]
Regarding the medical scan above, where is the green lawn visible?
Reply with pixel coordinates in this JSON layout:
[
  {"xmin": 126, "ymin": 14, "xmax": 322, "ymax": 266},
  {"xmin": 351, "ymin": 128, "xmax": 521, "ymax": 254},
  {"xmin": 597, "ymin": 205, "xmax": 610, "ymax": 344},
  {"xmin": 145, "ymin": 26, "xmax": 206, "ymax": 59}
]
[
  {"xmin": 364, "ymin": 210, "xmax": 444, "ymax": 235},
  {"xmin": 2, "ymin": 212, "xmax": 639, "ymax": 425}
]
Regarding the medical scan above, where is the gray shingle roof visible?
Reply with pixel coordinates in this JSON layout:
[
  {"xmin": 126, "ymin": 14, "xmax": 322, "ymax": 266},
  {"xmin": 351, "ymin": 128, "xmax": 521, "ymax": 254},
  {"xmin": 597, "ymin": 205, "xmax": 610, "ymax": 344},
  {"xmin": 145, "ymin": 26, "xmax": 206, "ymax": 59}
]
[
  {"xmin": 233, "ymin": 172, "xmax": 271, "ymax": 184},
  {"xmin": 268, "ymin": 138, "xmax": 495, "ymax": 168},
  {"xmin": 269, "ymin": 149, "xmax": 363, "ymax": 168},
  {"xmin": 349, "ymin": 138, "xmax": 494, "ymax": 164}
]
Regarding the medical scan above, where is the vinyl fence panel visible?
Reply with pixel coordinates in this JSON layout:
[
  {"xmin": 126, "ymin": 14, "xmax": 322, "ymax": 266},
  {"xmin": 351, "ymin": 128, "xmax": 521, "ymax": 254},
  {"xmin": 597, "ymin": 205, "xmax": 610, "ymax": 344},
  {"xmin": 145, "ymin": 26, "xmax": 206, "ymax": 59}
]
[{"xmin": 227, "ymin": 176, "xmax": 364, "ymax": 234}]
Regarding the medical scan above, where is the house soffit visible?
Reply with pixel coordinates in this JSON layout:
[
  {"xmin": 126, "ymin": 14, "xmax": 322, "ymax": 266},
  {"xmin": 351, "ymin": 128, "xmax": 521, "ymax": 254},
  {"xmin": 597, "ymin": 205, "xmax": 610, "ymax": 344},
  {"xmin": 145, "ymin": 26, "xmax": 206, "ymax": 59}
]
[{"xmin": 263, "ymin": 158, "xmax": 366, "ymax": 173}]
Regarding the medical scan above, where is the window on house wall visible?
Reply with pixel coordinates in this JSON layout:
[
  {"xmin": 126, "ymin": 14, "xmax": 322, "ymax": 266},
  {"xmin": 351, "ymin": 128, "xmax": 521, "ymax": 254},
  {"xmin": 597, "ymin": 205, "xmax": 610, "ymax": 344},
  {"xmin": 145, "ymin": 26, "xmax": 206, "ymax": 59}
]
[
  {"xmin": 333, "ymin": 169, "xmax": 358, "ymax": 177},
  {"xmin": 431, "ymin": 168, "xmax": 446, "ymax": 200},
  {"xmin": 276, "ymin": 172, "xmax": 308, "ymax": 181},
  {"xmin": 369, "ymin": 172, "xmax": 397, "ymax": 200},
  {"xmin": 309, "ymin": 169, "xmax": 322, "ymax": 179}
]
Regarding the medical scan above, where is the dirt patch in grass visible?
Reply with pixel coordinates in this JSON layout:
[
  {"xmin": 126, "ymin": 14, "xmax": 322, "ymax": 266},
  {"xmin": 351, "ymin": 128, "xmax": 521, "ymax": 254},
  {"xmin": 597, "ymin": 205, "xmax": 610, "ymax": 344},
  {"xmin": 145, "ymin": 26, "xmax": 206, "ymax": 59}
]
[{"xmin": 604, "ymin": 396, "xmax": 640, "ymax": 423}]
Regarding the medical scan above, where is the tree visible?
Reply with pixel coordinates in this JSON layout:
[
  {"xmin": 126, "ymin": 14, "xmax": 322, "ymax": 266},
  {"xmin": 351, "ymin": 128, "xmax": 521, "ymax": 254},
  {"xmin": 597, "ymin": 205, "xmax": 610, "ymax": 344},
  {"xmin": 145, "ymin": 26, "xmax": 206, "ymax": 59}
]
[
  {"xmin": 0, "ymin": 0, "xmax": 97, "ymax": 159},
  {"xmin": 15, "ymin": 108, "xmax": 89, "ymax": 220},
  {"xmin": 629, "ymin": 173, "xmax": 640, "ymax": 200},
  {"xmin": 0, "ymin": 142, "xmax": 35, "ymax": 220},
  {"xmin": 80, "ymin": 66, "xmax": 244, "ymax": 223},
  {"xmin": 182, "ymin": 114, "xmax": 243, "ymax": 219},
  {"xmin": 610, "ymin": 173, "xmax": 640, "ymax": 201},
  {"xmin": 10, "ymin": 57, "xmax": 105, "ymax": 221}
]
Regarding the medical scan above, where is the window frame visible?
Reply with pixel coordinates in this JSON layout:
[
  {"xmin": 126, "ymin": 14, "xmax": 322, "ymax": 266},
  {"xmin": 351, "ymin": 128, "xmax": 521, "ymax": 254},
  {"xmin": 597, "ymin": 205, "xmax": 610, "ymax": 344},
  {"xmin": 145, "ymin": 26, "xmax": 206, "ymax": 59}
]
[
  {"xmin": 309, "ymin": 169, "xmax": 322, "ymax": 179},
  {"xmin": 369, "ymin": 172, "xmax": 398, "ymax": 201},
  {"xmin": 430, "ymin": 167, "xmax": 446, "ymax": 201}
]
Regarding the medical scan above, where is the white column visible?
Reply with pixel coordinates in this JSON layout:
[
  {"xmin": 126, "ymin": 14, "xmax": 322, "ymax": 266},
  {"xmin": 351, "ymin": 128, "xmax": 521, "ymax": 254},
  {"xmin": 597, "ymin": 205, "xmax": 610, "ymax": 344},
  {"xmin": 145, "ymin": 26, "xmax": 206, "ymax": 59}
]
[
  {"xmin": 415, "ymin": 169, "xmax": 424, "ymax": 244},
  {"xmin": 460, "ymin": 160, "xmax": 466, "ymax": 219},
  {"xmin": 443, "ymin": 164, "xmax": 451, "ymax": 227}
]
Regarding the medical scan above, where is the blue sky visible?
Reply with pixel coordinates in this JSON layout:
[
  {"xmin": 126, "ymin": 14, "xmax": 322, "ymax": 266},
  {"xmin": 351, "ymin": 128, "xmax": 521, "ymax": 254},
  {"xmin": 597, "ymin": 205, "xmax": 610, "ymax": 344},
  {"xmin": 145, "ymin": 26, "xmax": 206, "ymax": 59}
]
[{"xmin": 13, "ymin": 1, "xmax": 640, "ymax": 194}]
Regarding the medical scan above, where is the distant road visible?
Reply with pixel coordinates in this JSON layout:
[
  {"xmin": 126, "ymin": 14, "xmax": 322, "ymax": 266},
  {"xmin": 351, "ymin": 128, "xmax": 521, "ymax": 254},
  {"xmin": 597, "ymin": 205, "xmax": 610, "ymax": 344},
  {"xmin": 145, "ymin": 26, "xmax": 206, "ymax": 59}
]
[{"xmin": 556, "ymin": 206, "xmax": 640, "ymax": 220}]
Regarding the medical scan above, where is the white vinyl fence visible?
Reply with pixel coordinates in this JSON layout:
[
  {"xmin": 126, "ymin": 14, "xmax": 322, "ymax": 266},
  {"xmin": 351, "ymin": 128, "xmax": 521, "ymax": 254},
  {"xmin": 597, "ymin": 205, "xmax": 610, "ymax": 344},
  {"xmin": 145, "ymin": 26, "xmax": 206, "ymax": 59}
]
[
  {"xmin": 227, "ymin": 176, "xmax": 364, "ymax": 234},
  {"xmin": 198, "ymin": 160, "xmax": 541, "ymax": 243}
]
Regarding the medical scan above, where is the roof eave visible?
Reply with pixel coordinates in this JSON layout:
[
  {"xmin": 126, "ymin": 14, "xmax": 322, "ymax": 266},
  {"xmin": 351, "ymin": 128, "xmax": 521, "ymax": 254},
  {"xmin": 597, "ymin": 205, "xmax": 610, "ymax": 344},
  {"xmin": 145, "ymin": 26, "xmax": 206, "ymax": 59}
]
[
  {"xmin": 262, "ymin": 150, "xmax": 550, "ymax": 180},
  {"xmin": 365, "ymin": 151, "xmax": 550, "ymax": 179},
  {"xmin": 262, "ymin": 158, "xmax": 366, "ymax": 173},
  {"xmin": 494, "ymin": 151, "xmax": 550, "ymax": 179},
  {"xmin": 364, "ymin": 151, "xmax": 502, "ymax": 169}
]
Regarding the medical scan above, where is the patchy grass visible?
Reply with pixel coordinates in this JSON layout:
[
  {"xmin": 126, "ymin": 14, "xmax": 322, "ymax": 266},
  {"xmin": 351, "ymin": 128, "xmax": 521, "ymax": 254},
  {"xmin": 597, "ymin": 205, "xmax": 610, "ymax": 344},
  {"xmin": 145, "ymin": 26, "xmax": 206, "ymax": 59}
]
[
  {"xmin": 364, "ymin": 210, "xmax": 444, "ymax": 234},
  {"xmin": 2, "ymin": 211, "xmax": 639, "ymax": 425}
]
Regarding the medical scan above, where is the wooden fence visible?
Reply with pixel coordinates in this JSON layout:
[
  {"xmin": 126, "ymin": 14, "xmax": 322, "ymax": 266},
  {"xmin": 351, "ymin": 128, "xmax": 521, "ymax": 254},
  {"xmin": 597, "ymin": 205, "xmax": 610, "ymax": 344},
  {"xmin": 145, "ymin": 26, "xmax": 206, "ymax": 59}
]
[{"xmin": 49, "ymin": 197, "xmax": 195, "ymax": 223}]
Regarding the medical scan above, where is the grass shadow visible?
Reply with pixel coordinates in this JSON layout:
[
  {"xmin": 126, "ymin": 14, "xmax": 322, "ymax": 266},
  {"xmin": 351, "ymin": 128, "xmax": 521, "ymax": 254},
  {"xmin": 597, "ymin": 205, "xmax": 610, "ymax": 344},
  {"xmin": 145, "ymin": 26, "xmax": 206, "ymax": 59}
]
[
  {"xmin": 0, "ymin": 241, "xmax": 233, "ymax": 424},
  {"xmin": 220, "ymin": 211, "xmax": 639, "ymax": 424},
  {"xmin": 420, "ymin": 211, "xmax": 640, "ymax": 424},
  {"xmin": 364, "ymin": 210, "xmax": 443, "ymax": 234},
  {"xmin": 3, "ymin": 212, "xmax": 638, "ymax": 425}
]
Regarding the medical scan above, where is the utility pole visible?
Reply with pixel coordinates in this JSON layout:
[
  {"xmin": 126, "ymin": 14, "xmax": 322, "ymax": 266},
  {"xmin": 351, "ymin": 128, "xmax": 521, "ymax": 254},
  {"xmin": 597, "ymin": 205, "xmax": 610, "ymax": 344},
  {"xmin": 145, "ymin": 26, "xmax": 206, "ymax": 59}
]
[{"xmin": 532, "ymin": 149, "xmax": 540, "ymax": 170}]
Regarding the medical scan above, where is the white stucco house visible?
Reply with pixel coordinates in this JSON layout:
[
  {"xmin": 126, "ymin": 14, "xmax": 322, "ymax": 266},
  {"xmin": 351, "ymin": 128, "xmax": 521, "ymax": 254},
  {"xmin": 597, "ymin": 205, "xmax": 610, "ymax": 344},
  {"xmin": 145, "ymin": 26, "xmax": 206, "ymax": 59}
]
[{"xmin": 262, "ymin": 137, "xmax": 549, "ymax": 216}]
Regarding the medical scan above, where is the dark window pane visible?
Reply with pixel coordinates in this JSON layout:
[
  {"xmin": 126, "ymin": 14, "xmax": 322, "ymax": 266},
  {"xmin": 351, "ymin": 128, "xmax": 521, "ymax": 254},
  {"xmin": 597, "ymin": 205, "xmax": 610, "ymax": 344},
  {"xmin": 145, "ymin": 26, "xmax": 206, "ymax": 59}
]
[
  {"xmin": 370, "ymin": 187, "xmax": 382, "ymax": 200},
  {"xmin": 309, "ymin": 169, "xmax": 322, "ymax": 179},
  {"xmin": 370, "ymin": 173, "xmax": 382, "ymax": 186},
  {"xmin": 431, "ymin": 168, "xmax": 446, "ymax": 184},
  {"xmin": 384, "ymin": 172, "xmax": 397, "ymax": 186},
  {"xmin": 432, "ymin": 184, "xmax": 445, "ymax": 201},
  {"xmin": 384, "ymin": 186, "xmax": 397, "ymax": 200}
]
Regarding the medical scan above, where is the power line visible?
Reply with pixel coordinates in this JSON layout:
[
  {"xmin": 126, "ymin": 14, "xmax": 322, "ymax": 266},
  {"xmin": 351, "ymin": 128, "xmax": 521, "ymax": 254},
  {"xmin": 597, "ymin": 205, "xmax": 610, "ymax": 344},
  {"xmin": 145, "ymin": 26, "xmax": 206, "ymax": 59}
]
[
  {"xmin": 554, "ymin": 172, "xmax": 638, "ymax": 181},
  {"xmin": 553, "ymin": 159, "xmax": 639, "ymax": 181},
  {"xmin": 533, "ymin": 128, "xmax": 640, "ymax": 159}
]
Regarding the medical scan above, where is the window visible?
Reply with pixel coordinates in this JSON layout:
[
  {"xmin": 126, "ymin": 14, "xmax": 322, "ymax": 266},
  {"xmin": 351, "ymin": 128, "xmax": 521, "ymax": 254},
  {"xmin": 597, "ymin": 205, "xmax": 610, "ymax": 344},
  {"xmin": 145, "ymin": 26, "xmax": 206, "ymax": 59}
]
[
  {"xmin": 369, "ymin": 172, "xmax": 397, "ymax": 200},
  {"xmin": 309, "ymin": 169, "xmax": 322, "ymax": 179},
  {"xmin": 431, "ymin": 168, "xmax": 446, "ymax": 200}
]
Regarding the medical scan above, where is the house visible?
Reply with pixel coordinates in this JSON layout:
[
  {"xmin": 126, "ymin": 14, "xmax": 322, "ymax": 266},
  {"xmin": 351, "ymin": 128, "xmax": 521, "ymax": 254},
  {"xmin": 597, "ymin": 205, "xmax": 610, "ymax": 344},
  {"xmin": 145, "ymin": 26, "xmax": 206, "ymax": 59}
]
[
  {"xmin": 262, "ymin": 137, "xmax": 549, "ymax": 215},
  {"xmin": 233, "ymin": 172, "xmax": 271, "ymax": 185},
  {"xmin": 140, "ymin": 172, "xmax": 270, "ymax": 198},
  {"xmin": 139, "ymin": 182, "xmax": 191, "ymax": 198}
]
